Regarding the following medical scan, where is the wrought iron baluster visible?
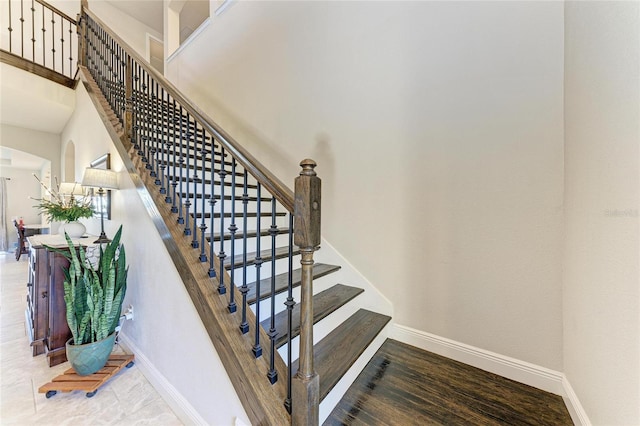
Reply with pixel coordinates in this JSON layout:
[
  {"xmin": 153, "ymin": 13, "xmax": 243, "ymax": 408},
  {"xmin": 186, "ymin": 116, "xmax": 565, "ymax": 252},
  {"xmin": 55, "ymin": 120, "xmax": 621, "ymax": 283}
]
[
  {"xmin": 60, "ymin": 16, "xmax": 64, "ymax": 75},
  {"xmin": 284, "ymin": 213, "xmax": 295, "ymax": 413},
  {"xmin": 191, "ymin": 124, "xmax": 201, "ymax": 248},
  {"xmin": 217, "ymin": 147, "xmax": 227, "ymax": 291},
  {"xmin": 208, "ymin": 143, "xmax": 217, "ymax": 276},
  {"xmin": 31, "ymin": 1, "xmax": 35, "ymax": 61},
  {"xmin": 253, "ymin": 182, "xmax": 263, "ymax": 358},
  {"xmin": 8, "ymin": 0, "xmax": 12, "ymax": 52},
  {"xmin": 177, "ymin": 106, "xmax": 186, "ymax": 224},
  {"xmin": 20, "ymin": 0, "xmax": 24, "ymax": 57},
  {"xmin": 239, "ymin": 176, "xmax": 249, "ymax": 334},
  {"xmin": 183, "ymin": 112, "xmax": 192, "ymax": 236},
  {"xmin": 167, "ymin": 97, "xmax": 179, "ymax": 213},
  {"xmin": 142, "ymin": 70, "xmax": 150, "ymax": 165},
  {"xmin": 132, "ymin": 62, "xmax": 140, "ymax": 152},
  {"xmin": 41, "ymin": 3, "xmax": 45, "ymax": 65},
  {"xmin": 267, "ymin": 196, "xmax": 278, "ymax": 383},
  {"xmin": 227, "ymin": 158, "xmax": 238, "ymax": 313},
  {"xmin": 68, "ymin": 21, "xmax": 73, "ymax": 77},
  {"xmin": 159, "ymin": 87, "xmax": 168, "ymax": 196},
  {"xmin": 50, "ymin": 10, "xmax": 55, "ymax": 71},
  {"xmin": 198, "ymin": 127, "xmax": 207, "ymax": 260}
]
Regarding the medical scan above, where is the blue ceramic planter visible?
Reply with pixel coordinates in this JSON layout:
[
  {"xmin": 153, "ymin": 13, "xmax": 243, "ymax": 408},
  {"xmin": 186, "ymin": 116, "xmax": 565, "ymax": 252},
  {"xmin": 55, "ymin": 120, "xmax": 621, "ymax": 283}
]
[{"xmin": 66, "ymin": 333, "xmax": 116, "ymax": 376}]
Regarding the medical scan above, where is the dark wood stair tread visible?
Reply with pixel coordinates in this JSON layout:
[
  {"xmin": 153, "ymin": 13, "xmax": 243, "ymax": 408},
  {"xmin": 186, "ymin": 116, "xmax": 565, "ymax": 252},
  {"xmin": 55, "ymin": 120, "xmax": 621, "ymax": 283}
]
[
  {"xmin": 260, "ymin": 284, "xmax": 364, "ymax": 348},
  {"xmin": 225, "ymin": 246, "xmax": 300, "ymax": 270},
  {"xmin": 292, "ymin": 309, "xmax": 391, "ymax": 402},
  {"xmin": 246, "ymin": 263, "xmax": 341, "ymax": 304}
]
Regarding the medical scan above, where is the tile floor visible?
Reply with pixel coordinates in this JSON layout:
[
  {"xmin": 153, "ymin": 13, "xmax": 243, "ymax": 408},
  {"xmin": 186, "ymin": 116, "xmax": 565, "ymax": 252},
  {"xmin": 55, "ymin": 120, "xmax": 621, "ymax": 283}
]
[{"xmin": 0, "ymin": 252, "xmax": 183, "ymax": 425}]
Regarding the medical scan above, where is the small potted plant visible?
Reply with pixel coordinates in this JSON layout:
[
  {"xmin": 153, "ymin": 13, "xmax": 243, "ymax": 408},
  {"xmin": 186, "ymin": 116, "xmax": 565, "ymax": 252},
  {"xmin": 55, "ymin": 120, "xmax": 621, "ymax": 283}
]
[
  {"xmin": 54, "ymin": 225, "xmax": 128, "ymax": 375},
  {"xmin": 32, "ymin": 175, "xmax": 93, "ymax": 237}
]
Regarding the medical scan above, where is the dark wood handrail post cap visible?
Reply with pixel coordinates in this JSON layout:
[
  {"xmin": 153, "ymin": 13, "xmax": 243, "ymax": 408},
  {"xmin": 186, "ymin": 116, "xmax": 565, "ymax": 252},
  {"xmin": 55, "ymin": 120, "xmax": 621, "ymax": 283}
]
[
  {"xmin": 299, "ymin": 159, "xmax": 317, "ymax": 176},
  {"xmin": 294, "ymin": 159, "xmax": 321, "ymax": 248}
]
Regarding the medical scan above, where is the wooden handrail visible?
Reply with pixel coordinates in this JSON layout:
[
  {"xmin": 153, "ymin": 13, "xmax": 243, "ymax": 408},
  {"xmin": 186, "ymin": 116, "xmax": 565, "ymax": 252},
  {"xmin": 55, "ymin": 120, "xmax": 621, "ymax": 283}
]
[
  {"xmin": 82, "ymin": 6, "xmax": 295, "ymax": 213},
  {"xmin": 35, "ymin": 0, "xmax": 76, "ymax": 24}
]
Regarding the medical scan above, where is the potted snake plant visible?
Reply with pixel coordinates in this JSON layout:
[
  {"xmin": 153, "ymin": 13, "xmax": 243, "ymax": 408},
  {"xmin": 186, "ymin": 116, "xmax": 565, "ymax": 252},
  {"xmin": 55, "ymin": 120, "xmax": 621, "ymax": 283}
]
[{"xmin": 55, "ymin": 225, "xmax": 128, "ymax": 375}]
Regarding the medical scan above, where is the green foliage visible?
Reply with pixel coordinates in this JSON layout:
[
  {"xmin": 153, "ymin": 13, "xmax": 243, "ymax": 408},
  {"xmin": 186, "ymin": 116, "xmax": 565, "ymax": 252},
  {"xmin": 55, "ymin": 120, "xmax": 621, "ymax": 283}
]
[
  {"xmin": 54, "ymin": 226, "xmax": 128, "ymax": 345},
  {"xmin": 35, "ymin": 198, "xmax": 94, "ymax": 222},
  {"xmin": 32, "ymin": 174, "xmax": 94, "ymax": 222}
]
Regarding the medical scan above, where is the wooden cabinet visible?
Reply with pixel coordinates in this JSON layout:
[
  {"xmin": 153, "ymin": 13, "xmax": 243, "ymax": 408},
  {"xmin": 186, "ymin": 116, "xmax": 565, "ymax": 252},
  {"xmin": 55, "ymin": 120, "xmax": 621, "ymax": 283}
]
[{"xmin": 26, "ymin": 234, "xmax": 96, "ymax": 367}]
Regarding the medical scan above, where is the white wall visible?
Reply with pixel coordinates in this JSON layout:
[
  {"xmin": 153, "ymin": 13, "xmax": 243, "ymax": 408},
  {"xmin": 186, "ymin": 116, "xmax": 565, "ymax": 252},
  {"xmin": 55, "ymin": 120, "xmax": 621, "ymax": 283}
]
[
  {"xmin": 563, "ymin": 2, "xmax": 640, "ymax": 425},
  {"xmin": 166, "ymin": 1, "xmax": 566, "ymax": 370},
  {"xmin": 88, "ymin": 0, "xmax": 162, "ymax": 59},
  {"xmin": 0, "ymin": 124, "xmax": 62, "ymax": 187},
  {"xmin": 60, "ymin": 81, "xmax": 249, "ymax": 425},
  {"xmin": 0, "ymin": 168, "xmax": 43, "ymax": 250}
]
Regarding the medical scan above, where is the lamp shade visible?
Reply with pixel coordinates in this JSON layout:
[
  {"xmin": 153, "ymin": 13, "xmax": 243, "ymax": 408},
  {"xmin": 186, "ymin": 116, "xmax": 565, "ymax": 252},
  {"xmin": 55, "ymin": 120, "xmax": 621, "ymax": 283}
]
[
  {"xmin": 82, "ymin": 168, "xmax": 118, "ymax": 190},
  {"xmin": 58, "ymin": 182, "xmax": 85, "ymax": 196}
]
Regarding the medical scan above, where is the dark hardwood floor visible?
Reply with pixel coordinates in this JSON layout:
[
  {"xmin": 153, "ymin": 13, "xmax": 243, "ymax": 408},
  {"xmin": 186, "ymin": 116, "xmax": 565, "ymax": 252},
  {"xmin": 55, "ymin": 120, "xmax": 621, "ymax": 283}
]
[{"xmin": 325, "ymin": 339, "xmax": 573, "ymax": 426}]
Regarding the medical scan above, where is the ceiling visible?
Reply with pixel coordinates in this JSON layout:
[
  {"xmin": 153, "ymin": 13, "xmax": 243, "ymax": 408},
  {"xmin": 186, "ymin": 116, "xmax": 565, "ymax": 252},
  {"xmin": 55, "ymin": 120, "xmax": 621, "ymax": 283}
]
[
  {"xmin": 0, "ymin": 146, "xmax": 49, "ymax": 171},
  {"xmin": 103, "ymin": 0, "xmax": 164, "ymax": 34}
]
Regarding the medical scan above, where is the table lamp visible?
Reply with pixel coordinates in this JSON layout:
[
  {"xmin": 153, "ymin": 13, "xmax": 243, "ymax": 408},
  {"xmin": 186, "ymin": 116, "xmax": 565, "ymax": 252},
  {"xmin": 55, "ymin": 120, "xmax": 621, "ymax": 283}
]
[{"xmin": 81, "ymin": 168, "xmax": 118, "ymax": 243}]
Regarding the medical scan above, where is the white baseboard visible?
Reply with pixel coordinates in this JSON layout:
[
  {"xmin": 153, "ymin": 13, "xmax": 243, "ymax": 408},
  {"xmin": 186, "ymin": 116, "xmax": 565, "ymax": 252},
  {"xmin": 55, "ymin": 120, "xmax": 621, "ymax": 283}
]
[
  {"xmin": 561, "ymin": 375, "xmax": 592, "ymax": 426},
  {"xmin": 118, "ymin": 333, "xmax": 208, "ymax": 426},
  {"xmin": 392, "ymin": 324, "xmax": 564, "ymax": 394}
]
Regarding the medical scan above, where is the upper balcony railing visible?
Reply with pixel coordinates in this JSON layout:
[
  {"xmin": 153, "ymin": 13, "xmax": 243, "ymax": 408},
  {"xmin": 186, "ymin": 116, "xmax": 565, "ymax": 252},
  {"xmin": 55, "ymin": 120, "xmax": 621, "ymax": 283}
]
[{"xmin": 1, "ymin": 0, "xmax": 77, "ymax": 85}]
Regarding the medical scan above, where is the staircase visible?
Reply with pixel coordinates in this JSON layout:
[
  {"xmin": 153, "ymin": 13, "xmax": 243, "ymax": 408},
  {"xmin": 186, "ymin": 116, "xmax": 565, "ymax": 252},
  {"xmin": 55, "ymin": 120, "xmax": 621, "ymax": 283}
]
[{"xmin": 71, "ymin": 6, "xmax": 392, "ymax": 425}]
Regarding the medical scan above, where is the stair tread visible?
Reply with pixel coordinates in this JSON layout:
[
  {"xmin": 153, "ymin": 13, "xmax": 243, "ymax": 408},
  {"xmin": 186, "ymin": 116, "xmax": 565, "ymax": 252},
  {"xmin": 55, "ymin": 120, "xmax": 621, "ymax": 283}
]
[
  {"xmin": 225, "ymin": 246, "xmax": 300, "ymax": 270},
  {"xmin": 246, "ymin": 263, "xmax": 341, "ymax": 304},
  {"xmin": 260, "ymin": 284, "xmax": 364, "ymax": 348},
  {"xmin": 292, "ymin": 309, "xmax": 391, "ymax": 402}
]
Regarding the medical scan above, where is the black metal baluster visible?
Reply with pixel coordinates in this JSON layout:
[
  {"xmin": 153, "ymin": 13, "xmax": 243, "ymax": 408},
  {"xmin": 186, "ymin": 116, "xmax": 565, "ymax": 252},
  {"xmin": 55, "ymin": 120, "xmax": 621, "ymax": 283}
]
[
  {"xmin": 227, "ymin": 158, "xmax": 238, "ymax": 313},
  {"xmin": 217, "ymin": 148, "xmax": 227, "ymax": 291},
  {"xmin": 253, "ymin": 182, "xmax": 263, "ymax": 358},
  {"xmin": 19, "ymin": 0, "xmax": 24, "ymax": 57},
  {"xmin": 168, "ymin": 96, "xmax": 177, "ymax": 207},
  {"xmin": 159, "ymin": 87, "xmax": 168, "ymax": 196},
  {"xmin": 183, "ymin": 112, "xmax": 192, "ymax": 236},
  {"xmin": 142, "ymin": 70, "xmax": 150, "ymax": 165},
  {"xmin": 30, "ymin": 0, "xmax": 34, "ymax": 62},
  {"xmin": 284, "ymin": 213, "xmax": 294, "ymax": 413},
  {"xmin": 60, "ymin": 15, "xmax": 64, "ymax": 75},
  {"xmin": 208, "ymin": 142, "xmax": 217, "ymax": 276},
  {"xmin": 132, "ymin": 62, "xmax": 139, "ymax": 152},
  {"xmin": 50, "ymin": 11, "xmax": 55, "ymax": 71},
  {"xmin": 153, "ymin": 82, "xmax": 162, "ymax": 185},
  {"xmin": 198, "ymin": 127, "xmax": 207, "ymax": 259},
  {"xmin": 267, "ymin": 196, "xmax": 278, "ymax": 383},
  {"xmin": 191, "ymin": 125, "xmax": 201, "ymax": 248},
  {"xmin": 41, "ymin": 3, "xmax": 45, "ymax": 65},
  {"xmin": 177, "ymin": 106, "xmax": 185, "ymax": 224},
  {"xmin": 68, "ymin": 21, "xmax": 73, "ymax": 77},
  {"xmin": 8, "ymin": 0, "xmax": 12, "ymax": 52},
  {"xmin": 239, "ymin": 176, "xmax": 249, "ymax": 334}
]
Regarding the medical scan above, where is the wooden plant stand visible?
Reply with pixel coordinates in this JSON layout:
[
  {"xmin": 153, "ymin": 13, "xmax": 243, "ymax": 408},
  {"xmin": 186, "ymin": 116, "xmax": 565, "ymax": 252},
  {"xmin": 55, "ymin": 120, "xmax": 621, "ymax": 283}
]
[{"xmin": 38, "ymin": 354, "xmax": 135, "ymax": 398}]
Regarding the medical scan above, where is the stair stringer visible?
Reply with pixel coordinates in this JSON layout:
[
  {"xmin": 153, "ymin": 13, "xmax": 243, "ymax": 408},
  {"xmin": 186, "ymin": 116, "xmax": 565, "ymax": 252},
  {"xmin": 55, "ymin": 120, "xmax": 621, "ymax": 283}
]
[{"xmin": 78, "ymin": 66, "xmax": 290, "ymax": 426}]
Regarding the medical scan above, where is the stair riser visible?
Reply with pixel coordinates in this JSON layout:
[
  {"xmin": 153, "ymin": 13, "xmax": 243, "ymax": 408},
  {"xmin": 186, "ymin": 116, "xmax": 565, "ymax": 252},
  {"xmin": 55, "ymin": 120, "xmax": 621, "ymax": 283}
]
[{"xmin": 249, "ymin": 271, "xmax": 339, "ymax": 324}]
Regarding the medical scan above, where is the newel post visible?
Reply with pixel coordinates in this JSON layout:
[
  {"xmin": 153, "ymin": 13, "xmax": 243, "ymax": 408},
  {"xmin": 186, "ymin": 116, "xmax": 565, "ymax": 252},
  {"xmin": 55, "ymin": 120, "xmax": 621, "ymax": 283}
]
[
  {"xmin": 78, "ymin": 0, "xmax": 88, "ymax": 67},
  {"xmin": 292, "ymin": 159, "xmax": 320, "ymax": 425}
]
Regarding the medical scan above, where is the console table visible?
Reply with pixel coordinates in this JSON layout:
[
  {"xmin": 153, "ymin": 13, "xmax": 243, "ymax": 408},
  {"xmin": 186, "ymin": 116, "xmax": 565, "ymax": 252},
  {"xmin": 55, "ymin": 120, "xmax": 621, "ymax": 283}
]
[{"xmin": 26, "ymin": 234, "xmax": 98, "ymax": 366}]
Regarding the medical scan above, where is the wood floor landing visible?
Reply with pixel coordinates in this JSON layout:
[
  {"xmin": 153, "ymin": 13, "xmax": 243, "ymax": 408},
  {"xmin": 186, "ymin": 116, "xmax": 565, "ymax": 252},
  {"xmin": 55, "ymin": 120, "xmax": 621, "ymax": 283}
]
[{"xmin": 325, "ymin": 339, "xmax": 573, "ymax": 426}]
